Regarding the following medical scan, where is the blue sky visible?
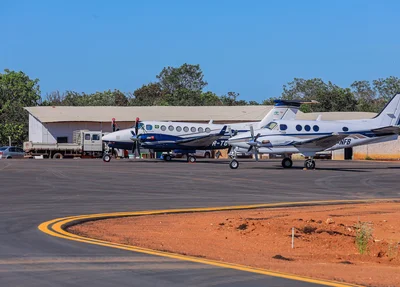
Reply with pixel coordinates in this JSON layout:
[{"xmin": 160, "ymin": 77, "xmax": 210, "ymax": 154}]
[{"xmin": 1, "ymin": 0, "xmax": 399, "ymax": 102}]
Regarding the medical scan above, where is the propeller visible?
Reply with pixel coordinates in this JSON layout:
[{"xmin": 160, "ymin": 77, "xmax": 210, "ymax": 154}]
[
  {"xmin": 130, "ymin": 117, "xmax": 142, "ymax": 158},
  {"xmin": 247, "ymin": 125, "xmax": 261, "ymax": 161},
  {"xmin": 111, "ymin": 118, "xmax": 116, "ymax": 157}
]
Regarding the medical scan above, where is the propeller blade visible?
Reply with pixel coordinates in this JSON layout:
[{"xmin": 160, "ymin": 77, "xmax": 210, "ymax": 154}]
[
  {"xmin": 254, "ymin": 148, "xmax": 259, "ymax": 161},
  {"xmin": 135, "ymin": 117, "xmax": 140, "ymax": 136},
  {"xmin": 137, "ymin": 143, "xmax": 141, "ymax": 158},
  {"xmin": 250, "ymin": 125, "xmax": 255, "ymax": 139}
]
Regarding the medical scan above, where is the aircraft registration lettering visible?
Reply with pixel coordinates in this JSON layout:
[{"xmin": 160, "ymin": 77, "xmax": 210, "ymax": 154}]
[{"xmin": 338, "ymin": 139, "xmax": 351, "ymax": 145}]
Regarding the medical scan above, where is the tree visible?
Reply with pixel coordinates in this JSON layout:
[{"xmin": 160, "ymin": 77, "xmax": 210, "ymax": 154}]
[
  {"xmin": 131, "ymin": 83, "xmax": 165, "ymax": 106},
  {"xmin": 373, "ymin": 76, "xmax": 400, "ymax": 101},
  {"xmin": 220, "ymin": 92, "xmax": 241, "ymax": 106},
  {"xmin": 350, "ymin": 80, "xmax": 378, "ymax": 112},
  {"xmin": 156, "ymin": 63, "xmax": 208, "ymax": 94},
  {"xmin": 0, "ymin": 69, "xmax": 41, "ymax": 145},
  {"xmin": 281, "ymin": 78, "xmax": 357, "ymax": 112}
]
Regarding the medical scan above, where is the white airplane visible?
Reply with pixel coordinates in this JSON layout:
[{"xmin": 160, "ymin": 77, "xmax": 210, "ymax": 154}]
[
  {"xmin": 227, "ymin": 93, "xmax": 400, "ymax": 169},
  {"xmin": 101, "ymin": 100, "xmax": 316, "ymax": 162}
]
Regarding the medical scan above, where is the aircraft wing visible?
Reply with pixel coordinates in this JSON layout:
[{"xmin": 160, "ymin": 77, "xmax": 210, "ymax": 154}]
[
  {"xmin": 371, "ymin": 126, "xmax": 400, "ymax": 135},
  {"xmin": 293, "ymin": 133, "xmax": 348, "ymax": 149},
  {"xmin": 175, "ymin": 126, "xmax": 227, "ymax": 147}
]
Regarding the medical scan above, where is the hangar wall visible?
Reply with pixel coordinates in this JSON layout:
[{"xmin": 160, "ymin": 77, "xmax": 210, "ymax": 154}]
[
  {"xmin": 28, "ymin": 116, "xmax": 135, "ymax": 144},
  {"xmin": 332, "ymin": 138, "xmax": 400, "ymax": 161}
]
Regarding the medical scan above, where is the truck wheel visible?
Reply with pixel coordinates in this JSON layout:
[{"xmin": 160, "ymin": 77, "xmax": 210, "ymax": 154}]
[
  {"xmin": 103, "ymin": 154, "xmax": 111, "ymax": 162},
  {"xmin": 53, "ymin": 153, "xmax": 63, "ymax": 159}
]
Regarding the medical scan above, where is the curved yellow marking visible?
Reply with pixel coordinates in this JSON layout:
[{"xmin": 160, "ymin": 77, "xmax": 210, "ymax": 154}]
[{"xmin": 39, "ymin": 199, "xmax": 397, "ymax": 287}]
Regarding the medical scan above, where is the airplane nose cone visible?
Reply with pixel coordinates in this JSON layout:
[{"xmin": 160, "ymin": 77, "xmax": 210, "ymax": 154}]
[{"xmin": 102, "ymin": 133, "xmax": 112, "ymax": 142}]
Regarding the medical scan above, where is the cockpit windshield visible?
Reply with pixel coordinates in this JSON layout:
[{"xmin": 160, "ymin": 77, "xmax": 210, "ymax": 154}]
[{"xmin": 263, "ymin": 122, "xmax": 278, "ymax": 130}]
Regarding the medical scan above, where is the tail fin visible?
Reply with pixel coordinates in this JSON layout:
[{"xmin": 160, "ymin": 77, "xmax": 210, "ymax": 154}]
[
  {"xmin": 258, "ymin": 99, "xmax": 318, "ymax": 128},
  {"xmin": 371, "ymin": 93, "xmax": 400, "ymax": 126}
]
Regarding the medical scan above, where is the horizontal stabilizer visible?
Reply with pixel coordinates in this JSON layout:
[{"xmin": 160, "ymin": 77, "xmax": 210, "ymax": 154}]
[
  {"xmin": 293, "ymin": 133, "xmax": 348, "ymax": 149},
  {"xmin": 371, "ymin": 126, "xmax": 400, "ymax": 135},
  {"xmin": 274, "ymin": 99, "xmax": 319, "ymax": 107}
]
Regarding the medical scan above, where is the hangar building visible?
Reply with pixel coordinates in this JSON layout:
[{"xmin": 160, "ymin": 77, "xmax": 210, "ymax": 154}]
[{"xmin": 25, "ymin": 106, "xmax": 400, "ymax": 160}]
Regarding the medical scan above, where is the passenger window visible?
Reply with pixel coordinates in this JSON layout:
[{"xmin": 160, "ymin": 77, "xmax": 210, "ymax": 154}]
[
  {"xmin": 191, "ymin": 127, "xmax": 196, "ymax": 132},
  {"xmin": 305, "ymin": 125, "xmax": 311, "ymax": 132},
  {"xmin": 198, "ymin": 127, "xmax": 204, "ymax": 133},
  {"xmin": 183, "ymin": 126, "xmax": 189, "ymax": 132},
  {"xmin": 296, "ymin": 125, "xmax": 302, "ymax": 131},
  {"xmin": 176, "ymin": 126, "xmax": 182, "ymax": 132},
  {"xmin": 17, "ymin": 148, "xmax": 24, "ymax": 153},
  {"xmin": 168, "ymin": 125, "xmax": 174, "ymax": 131},
  {"xmin": 9, "ymin": 147, "xmax": 15, "ymax": 152},
  {"xmin": 146, "ymin": 124, "xmax": 153, "ymax": 131},
  {"xmin": 205, "ymin": 128, "xmax": 211, "ymax": 133},
  {"xmin": 313, "ymin": 125, "xmax": 319, "ymax": 132},
  {"xmin": 342, "ymin": 127, "xmax": 349, "ymax": 132},
  {"xmin": 85, "ymin": 134, "xmax": 91, "ymax": 140},
  {"xmin": 280, "ymin": 124, "xmax": 287, "ymax": 131},
  {"xmin": 161, "ymin": 125, "xmax": 167, "ymax": 131},
  {"xmin": 92, "ymin": 134, "xmax": 100, "ymax": 141}
]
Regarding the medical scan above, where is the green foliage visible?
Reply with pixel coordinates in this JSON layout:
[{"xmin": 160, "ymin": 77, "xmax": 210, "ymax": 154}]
[
  {"xmin": 42, "ymin": 90, "xmax": 131, "ymax": 106},
  {"xmin": 0, "ymin": 69, "xmax": 41, "ymax": 145},
  {"xmin": 354, "ymin": 221, "xmax": 373, "ymax": 254},
  {"xmin": 281, "ymin": 78, "xmax": 357, "ymax": 112},
  {"xmin": 156, "ymin": 63, "xmax": 207, "ymax": 93}
]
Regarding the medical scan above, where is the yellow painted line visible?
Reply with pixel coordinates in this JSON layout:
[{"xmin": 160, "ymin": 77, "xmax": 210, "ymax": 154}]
[{"xmin": 39, "ymin": 199, "xmax": 398, "ymax": 287}]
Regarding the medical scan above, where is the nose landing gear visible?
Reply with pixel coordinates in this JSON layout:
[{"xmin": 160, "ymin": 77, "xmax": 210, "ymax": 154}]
[{"xmin": 304, "ymin": 158, "xmax": 316, "ymax": 169}]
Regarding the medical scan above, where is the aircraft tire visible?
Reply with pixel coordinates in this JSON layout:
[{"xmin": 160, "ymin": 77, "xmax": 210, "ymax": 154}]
[
  {"xmin": 229, "ymin": 159, "xmax": 239, "ymax": 169},
  {"xmin": 165, "ymin": 155, "xmax": 172, "ymax": 161},
  {"xmin": 281, "ymin": 158, "xmax": 293, "ymax": 168},
  {"xmin": 103, "ymin": 154, "xmax": 111, "ymax": 162},
  {"xmin": 304, "ymin": 159, "xmax": 315, "ymax": 169},
  {"xmin": 188, "ymin": 156, "xmax": 196, "ymax": 163}
]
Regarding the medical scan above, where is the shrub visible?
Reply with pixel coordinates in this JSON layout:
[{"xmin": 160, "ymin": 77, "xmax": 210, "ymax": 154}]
[{"xmin": 354, "ymin": 221, "xmax": 373, "ymax": 254}]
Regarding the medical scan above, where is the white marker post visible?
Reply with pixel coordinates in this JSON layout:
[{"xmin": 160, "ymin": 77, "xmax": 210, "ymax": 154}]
[{"xmin": 291, "ymin": 227, "xmax": 294, "ymax": 249}]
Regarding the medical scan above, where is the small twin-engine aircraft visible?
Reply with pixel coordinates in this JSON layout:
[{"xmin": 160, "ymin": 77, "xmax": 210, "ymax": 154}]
[
  {"xmin": 101, "ymin": 99, "xmax": 317, "ymax": 163},
  {"xmin": 227, "ymin": 93, "xmax": 400, "ymax": 170}
]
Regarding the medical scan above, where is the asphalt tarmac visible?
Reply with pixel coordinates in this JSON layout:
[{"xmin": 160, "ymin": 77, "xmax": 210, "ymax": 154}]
[{"xmin": 1, "ymin": 158, "xmax": 400, "ymax": 287}]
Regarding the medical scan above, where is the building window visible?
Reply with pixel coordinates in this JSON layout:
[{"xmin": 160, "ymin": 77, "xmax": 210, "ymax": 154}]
[
  {"xmin": 296, "ymin": 125, "xmax": 302, "ymax": 131},
  {"xmin": 176, "ymin": 126, "xmax": 182, "ymax": 132},
  {"xmin": 313, "ymin": 125, "xmax": 319, "ymax": 132},
  {"xmin": 280, "ymin": 124, "xmax": 288, "ymax": 131},
  {"xmin": 198, "ymin": 127, "xmax": 204, "ymax": 133},
  {"xmin": 146, "ymin": 124, "xmax": 153, "ymax": 131},
  {"xmin": 205, "ymin": 127, "xmax": 211, "ymax": 133},
  {"xmin": 342, "ymin": 127, "xmax": 349, "ymax": 132},
  {"xmin": 305, "ymin": 125, "xmax": 311, "ymax": 132},
  {"xmin": 161, "ymin": 125, "xmax": 167, "ymax": 131},
  {"xmin": 57, "ymin": 137, "xmax": 68, "ymax": 143},
  {"xmin": 183, "ymin": 126, "xmax": 189, "ymax": 132},
  {"xmin": 191, "ymin": 127, "xmax": 196, "ymax": 132},
  {"xmin": 168, "ymin": 125, "xmax": 174, "ymax": 131}
]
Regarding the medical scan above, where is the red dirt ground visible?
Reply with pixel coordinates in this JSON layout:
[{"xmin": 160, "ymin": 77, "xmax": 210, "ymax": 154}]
[{"xmin": 69, "ymin": 202, "xmax": 400, "ymax": 287}]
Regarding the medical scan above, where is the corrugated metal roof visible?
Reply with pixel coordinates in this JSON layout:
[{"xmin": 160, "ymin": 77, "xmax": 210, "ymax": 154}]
[
  {"xmin": 25, "ymin": 106, "xmax": 276, "ymax": 123},
  {"xmin": 25, "ymin": 106, "xmax": 377, "ymax": 123}
]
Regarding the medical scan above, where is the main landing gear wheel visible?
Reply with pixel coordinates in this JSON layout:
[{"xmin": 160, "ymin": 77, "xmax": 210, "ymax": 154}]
[
  {"xmin": 103, "ymin": 154, "xmax": 111, "ymax": 162},
  {"xmin": 229, "ymin": 159, "xmax": 239, "ymax": 169},
  {"xmin": 164, "ymin": 154, "xmax": 172, "ymax": 161},
  {"xmin": 304, "ymin": 159, "xmax": 316, "ymax": 169},
  {"xmin": 188, "ymin": 156, "xmax": 196, "ymax": 163},
  {"xmin": 281, "ymin": 157, "xmax": 293, "ymax": 168}
]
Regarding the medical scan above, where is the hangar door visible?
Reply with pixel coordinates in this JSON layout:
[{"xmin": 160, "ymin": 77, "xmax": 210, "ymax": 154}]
[{"xmin": 344, "ymin": 147, "xmax": 353, "ymax": 160}]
